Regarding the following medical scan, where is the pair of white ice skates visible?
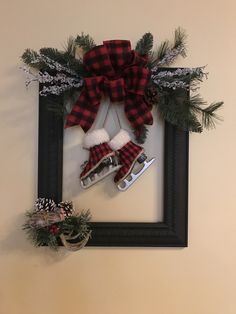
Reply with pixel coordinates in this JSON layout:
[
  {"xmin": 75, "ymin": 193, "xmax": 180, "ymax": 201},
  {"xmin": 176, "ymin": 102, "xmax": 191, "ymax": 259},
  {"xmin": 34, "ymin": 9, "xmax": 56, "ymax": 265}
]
[{"xmin": 80, "ymin": 129, "xmax": 155, "ymax": 191}]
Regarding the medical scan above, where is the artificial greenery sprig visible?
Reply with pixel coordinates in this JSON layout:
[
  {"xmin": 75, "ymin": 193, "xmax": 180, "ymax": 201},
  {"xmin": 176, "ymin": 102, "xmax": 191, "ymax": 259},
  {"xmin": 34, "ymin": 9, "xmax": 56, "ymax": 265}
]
[
  {"xmin": 74, "ymin": 33, "xmax": 96, "ymax": 53},
  {"xmin": 135, "ymin": 32, "xmax": 154, "ymax": 55},
  {"xmin": 154, "ymin": 88, "xmax": 223, "ymax": 132},
  {"xmin": 145, "ymin": 27, "xmax": 187, "ymax": 69}
]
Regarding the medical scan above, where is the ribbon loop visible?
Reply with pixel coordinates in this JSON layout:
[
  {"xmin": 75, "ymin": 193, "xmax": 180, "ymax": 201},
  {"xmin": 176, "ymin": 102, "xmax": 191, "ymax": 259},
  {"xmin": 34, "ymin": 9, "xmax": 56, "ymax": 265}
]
[
  {"xmin": 83, "ymin": 45, "xmax": 115, "ymax": 77},
  {"xmin": 103, "ymin": 40, "xmax": 133, "ymax": 70}
]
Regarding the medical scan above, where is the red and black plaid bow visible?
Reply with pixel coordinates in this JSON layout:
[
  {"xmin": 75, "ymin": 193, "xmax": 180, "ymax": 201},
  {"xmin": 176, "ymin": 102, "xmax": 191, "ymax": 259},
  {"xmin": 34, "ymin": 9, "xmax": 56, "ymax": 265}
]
[{"xmin": 65, "ymin": 40, "xmax": 153, "ymax": 136}]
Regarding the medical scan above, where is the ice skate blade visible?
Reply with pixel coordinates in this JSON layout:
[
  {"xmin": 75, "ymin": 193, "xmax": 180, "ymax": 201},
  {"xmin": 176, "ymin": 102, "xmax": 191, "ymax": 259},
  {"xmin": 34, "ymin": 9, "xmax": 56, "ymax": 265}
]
[
  {"xmin": 81, "ymin": 165, "xmax": 121, "ymax": 189},
  {"xmin": 117, "ymin": 158, "xmax": 155, "ymax": 191}
]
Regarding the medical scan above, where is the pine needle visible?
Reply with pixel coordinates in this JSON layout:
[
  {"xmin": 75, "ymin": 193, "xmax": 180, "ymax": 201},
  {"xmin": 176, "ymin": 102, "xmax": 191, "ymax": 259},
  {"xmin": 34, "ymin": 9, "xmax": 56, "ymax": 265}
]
[
  {"xmin": 39, "ymin": 47, "xmax": 65, "ymax": 64},
  {"xmin": 151, "ymin": 27, "xmax": 187, "ymax": 68},
  {"xmin": 75, "ymin": 33, "xmax": 96, "ymax": 53},
  {"xmin": 135, "ymin": 32, "xmax": 154, "ymax": 55},
  {"xmin": 189, "ymin": 95, "xmax": 223, "ymax": 129},
  {"xmin": 63, "ymin": 36, "xmax": 76, "ymax": 56},
  {"xmin": 156, "ymin": 89, "xmax": 203, "ymax": 132},
  {"xmin": 134, "ymin": 125, "xmax": 149, "ymax": 144},
  {"xmin": 21, "ymin": 49, "xmax": 43, "ymax": 69},
  {"xmin": 156, "ymin": 40, "xmax": 170, "ymax": 62},
  {"xmin": 173, "ymin": 27, "xmax": 187, "ymax": 57}
]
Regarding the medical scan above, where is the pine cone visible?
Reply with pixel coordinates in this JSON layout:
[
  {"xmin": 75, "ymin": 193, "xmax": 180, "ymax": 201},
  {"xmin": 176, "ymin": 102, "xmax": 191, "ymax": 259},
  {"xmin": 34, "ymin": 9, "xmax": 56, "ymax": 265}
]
[
  {"xmin": 34, "ymin": 198, "xmax": 56, "ymax": 212},
  {"xmin": 145, "ymin": 84, "xmax": 159, "ymax": 107},
  {"xmin": 58, "ymin": 201, "xmax": 74, "ymax": 217}
]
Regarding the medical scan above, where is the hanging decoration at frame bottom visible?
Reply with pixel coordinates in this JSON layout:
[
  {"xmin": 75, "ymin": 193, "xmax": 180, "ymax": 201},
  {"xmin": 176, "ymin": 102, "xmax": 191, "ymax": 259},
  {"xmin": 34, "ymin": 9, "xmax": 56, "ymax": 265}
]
[{"xmin": 23, "ymin": 198, "xmax": 91, "ymax": 251}]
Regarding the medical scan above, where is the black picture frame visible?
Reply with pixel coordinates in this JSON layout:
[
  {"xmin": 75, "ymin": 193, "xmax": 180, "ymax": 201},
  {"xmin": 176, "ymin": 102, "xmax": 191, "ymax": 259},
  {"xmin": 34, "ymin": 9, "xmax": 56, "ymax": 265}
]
[{"xmin": 38, "ymin": 91, "xmax": 189, "ymax": 247}]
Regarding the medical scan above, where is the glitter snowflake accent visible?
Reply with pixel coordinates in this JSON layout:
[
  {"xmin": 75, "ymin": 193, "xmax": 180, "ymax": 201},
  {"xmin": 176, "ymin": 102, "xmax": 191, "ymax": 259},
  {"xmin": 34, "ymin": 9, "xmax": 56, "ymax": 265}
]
[
  {"xmin": 31, "ymin": 54, "xmax": 77, "ymax": 76},
  {"xmin": 21, "ymin": 66, "xmax": 83, "ymax": 96},
  {"xmin": 151, "ymin": 67, "xmax": 207, "ymax": 91}
]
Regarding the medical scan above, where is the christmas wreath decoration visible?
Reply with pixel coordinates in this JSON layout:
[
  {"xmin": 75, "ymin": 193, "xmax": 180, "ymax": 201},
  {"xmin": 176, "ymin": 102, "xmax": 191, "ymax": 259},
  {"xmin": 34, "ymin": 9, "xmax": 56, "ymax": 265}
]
[
  {"xmin": 21, "ymin": 28, "xmax": 223, "ymax": 144},
  {"xmin": 23, "ymin": 198, "xmax": 91, "ymax": 251}
]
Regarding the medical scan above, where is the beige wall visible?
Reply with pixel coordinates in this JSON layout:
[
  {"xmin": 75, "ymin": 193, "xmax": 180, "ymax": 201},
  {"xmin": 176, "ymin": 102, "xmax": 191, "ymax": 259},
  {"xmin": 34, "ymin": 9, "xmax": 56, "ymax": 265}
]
[{"xmin": 0, "ymin": 0, "xmax": 236, "ymax": 313}]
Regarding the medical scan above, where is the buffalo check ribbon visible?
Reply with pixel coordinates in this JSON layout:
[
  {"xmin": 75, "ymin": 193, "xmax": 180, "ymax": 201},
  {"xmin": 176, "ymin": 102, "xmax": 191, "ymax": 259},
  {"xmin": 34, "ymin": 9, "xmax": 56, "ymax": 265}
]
[{"xmin": 65, "ymin": 40, "xmax": 153, "ymax": 137}]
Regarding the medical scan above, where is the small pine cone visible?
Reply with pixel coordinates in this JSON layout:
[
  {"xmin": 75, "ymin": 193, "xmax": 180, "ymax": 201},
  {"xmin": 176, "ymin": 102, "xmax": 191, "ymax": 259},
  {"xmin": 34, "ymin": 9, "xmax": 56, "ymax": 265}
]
[
  {"xmin": 34, "ymin": 198, "xmax": 56, "ymax": 212},
  {"xmin": 58, "ymin": 201, "xmax": 74, "ymax": 217},
  {"xmin": 145, "ymin": 85, "xmax": 159, "ymax": 107}
]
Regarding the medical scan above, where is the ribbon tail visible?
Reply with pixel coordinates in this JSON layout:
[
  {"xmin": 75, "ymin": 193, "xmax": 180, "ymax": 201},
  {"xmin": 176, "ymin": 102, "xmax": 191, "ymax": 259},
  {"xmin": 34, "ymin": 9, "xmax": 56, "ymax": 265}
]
[
  {"xmin": 124, "ymin": 94, "xmax": 153, "ymax": 138},
  {"xmin": 65, "ymin": 90, "xmax": 100, "ymax": 132}
]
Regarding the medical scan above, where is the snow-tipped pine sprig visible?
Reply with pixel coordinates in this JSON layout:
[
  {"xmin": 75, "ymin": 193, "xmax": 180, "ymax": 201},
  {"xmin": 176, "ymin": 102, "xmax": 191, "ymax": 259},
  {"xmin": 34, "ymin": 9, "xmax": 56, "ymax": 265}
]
[
  {"xmin": 150, "ymin": 27, "xmax": 187, "ymax": 70},
  {"xmin": 21, "ymin": 66, "xmax": 83, "ymax": 96},
  {"xmin": 151, "ymin": 66, "xmax": 207, "ymax": 91}
]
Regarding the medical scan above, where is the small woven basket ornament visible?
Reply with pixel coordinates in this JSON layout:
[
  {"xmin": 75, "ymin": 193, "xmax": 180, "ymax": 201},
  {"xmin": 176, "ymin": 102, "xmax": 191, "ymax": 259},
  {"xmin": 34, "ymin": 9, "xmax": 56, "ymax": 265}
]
[{"xmin": 60, "ymin": 231, "xmax": 91, "ymax": 251}]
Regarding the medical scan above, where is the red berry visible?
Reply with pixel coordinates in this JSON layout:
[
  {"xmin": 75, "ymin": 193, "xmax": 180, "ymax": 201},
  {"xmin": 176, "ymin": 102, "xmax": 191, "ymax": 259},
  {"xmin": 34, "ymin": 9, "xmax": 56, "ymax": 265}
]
[{"xmin": 49, "ymin": 224, "xmax": 59, "ymax": 235}]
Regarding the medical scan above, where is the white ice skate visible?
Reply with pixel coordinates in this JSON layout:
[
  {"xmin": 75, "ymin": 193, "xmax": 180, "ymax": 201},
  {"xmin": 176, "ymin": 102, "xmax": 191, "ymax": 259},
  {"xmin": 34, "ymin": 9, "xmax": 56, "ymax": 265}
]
[
  {"xmin": 80, "ymin": 128, "xmax": 121, "ymax": 189},
  {"xmin": 117, "ymin": 154, "xmax": 155, "ymax": 191},
  {"xmin": 109, "ymin": 129, "xmax": 155, "ymax": 192}
]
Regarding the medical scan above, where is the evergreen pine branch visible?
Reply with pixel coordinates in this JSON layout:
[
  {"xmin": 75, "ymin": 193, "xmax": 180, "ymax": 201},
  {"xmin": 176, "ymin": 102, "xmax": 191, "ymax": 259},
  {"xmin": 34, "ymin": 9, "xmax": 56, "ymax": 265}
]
[
  {"xmin": 47, "ymin": 234, "xmax": 59, "ymax": 250},
  {"xmin": 150, "ymin": 27, "xmax": 187, "ymax": 69},
  {"xmin": 202, "ymin": 102, "xmax": 223, "ymax": 127},
  {"xmin": 188, "ymin": 95, "xmax": 223, "ymax": 129},
  {"xmin": 156, "ymin": 88, "xmax": 223, "ymax": 132},
  {"xmin": 63, "ymin": 36, "xmax": 76, "ymax": 56},
  {"xmin": 134, "ymin": 125, "xmax": 149, "ymax": 144},
  {"xmin": 23, "ymin": 224, "xmax": 58, "ymax": 249},
  {"xmin": 62, "ymin": 37, "xmax": 85, "ymax": 73},
  {"xmin": 39, "ymin": 46, "xmax": 85, "ymax": 76},
  {"xmin": 135, "ymin": 32, "xmax": 154, "ymax": 55},
  {"xmin": 173, "ymin": 27, "xmax": 187, "ymax": 57},
  {"xmin": 21, "ymin": 48, "xmax": 64, "ymax": 72},
  {"xmin": 21, "ymin": 49, "xmax": 44, "ymax": 69},
  {"xmin": 22, "ymin": 41, "xmax": 85, "ymax": 76},
  {"xmin": 75, "ymin": 33, "xmax": 96, "ymax": 53},
  {"xmin": 157, "ymin": 89, "xmax": 202, "ymax": 132},
  {"xmin": 189, "ymin": 68, "xmax": 207, "ymax": 89},
  {"xmin": 149, "ymin": 40, "xmax": 170, "ymax": 67},
  {"xmin": 21, "ymin": 49, "xmax": 38, "ymax": 64},
  {"xmin": 39, "ymin": 47, "xmax": 65, "ymax": 63},
  {"xmin": 58, "ymin": 211, "xmax": 91, "ymax": 240},
  {"xmin": 66, "ymin": 57, "xmax": 85, "ymax": 77},
  {"xmin": 157, "ymin": 40, "xmax": 170, "ymax": 61}
]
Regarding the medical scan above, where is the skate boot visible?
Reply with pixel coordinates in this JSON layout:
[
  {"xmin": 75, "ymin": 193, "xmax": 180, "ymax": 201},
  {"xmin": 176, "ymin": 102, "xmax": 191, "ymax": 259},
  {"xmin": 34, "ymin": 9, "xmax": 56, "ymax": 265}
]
[
  {"xmin": 109, "ymin": 129, "xmax": 155, "ymax": 191},
  {"xmin": 80, "ymin": 129, "xmax": 121, "ymax": 189}
]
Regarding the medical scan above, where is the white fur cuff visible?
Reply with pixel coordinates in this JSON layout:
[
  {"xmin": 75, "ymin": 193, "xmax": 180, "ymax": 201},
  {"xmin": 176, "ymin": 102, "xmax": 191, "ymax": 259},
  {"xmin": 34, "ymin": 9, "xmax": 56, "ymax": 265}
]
[
  {"xmin": 109, "ymin": 129, "xmax": 131, "ymax": 151},
  {"xmin": 83, "ymin": 128, "xmax": 110, "ymax": 149}
]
